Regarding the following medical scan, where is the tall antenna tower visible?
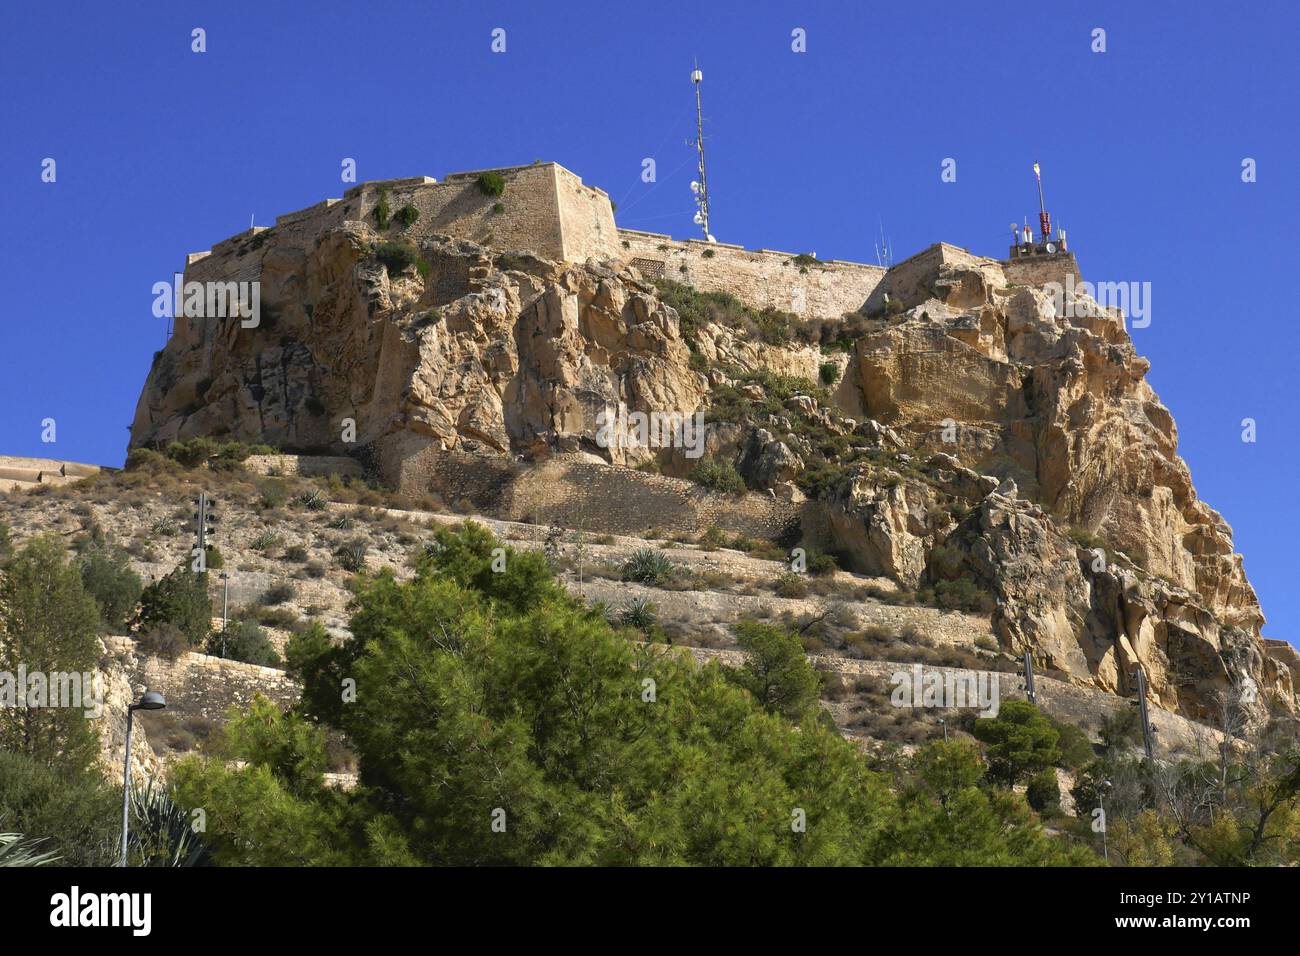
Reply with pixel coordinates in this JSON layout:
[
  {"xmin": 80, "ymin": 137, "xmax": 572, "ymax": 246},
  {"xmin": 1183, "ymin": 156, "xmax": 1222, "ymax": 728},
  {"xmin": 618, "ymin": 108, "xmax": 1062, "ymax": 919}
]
[
  {"xmin": 874, "ymin": 220, "xmax": 893, "ymax": 268},
  {"xmin": 689, "ymin": 63, "xmax": 714, "ymax": 242}
]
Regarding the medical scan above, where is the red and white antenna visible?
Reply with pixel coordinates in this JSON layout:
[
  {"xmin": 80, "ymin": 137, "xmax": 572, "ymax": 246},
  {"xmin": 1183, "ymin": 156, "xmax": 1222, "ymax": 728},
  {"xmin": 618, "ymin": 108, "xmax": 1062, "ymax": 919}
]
[{"xmin": 1033, "ymin": 161, "xmax": 1050, "ymax": 242}]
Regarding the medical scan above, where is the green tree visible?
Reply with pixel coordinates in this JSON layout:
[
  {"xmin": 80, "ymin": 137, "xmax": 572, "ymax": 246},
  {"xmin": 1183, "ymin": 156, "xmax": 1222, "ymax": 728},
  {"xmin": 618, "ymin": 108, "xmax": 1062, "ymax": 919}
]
[
  {"xmin": 971, "ymin": 701, "xmax": 1062, "ymax": 786},
  {"xmin": 78, "ymin": 539, "xmax": 143, "ymax": 632},
  {"xmin": 1026, "ymin": 769, "xmax": 1061, "ymax": 814},
  {"xmin": 0, "ymin": 749, "xmax": 119, "ymax": 865},
  {"xmin": 729, "ymin": 620, "xmax": 822, "ymax": 721},
  {"xmin": 207, "ymin": 620, "xmax": 280, "ymax": 667},
  {"xmin": 170, "ymin": 523, "xmax": 1093, "ymax": 867},
  {"xmin": 138, "ymin": 563, "xmax": 211, "ymax": 647},
  {"xmin": 0, "ymin": 537, "xmax": 102, "ymax": 771}
]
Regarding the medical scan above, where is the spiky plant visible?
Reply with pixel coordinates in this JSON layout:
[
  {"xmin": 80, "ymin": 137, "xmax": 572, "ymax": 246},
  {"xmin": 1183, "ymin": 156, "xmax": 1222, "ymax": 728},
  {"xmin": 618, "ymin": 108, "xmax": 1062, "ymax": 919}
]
[
  {"xmin": 0, "ymin": 832, "xmax": 57, "ymax": 867},
  {"xmin": 620, "ymin": 548, "xmax": 677, "ymax": 585},
  {"xmin": 336, "ymin": 540, "xmax": 367, "ymax": 573},
  {"xmin": 128, "ymin": 779, "xmax": 211, "ymax": 867},
  {"xmin": 618, "ymin": 598, "xmax": 658, "ymax": 632},
  {"xmin": 296, "ymin": 490, "xmax": 327, "ymax": 511}
]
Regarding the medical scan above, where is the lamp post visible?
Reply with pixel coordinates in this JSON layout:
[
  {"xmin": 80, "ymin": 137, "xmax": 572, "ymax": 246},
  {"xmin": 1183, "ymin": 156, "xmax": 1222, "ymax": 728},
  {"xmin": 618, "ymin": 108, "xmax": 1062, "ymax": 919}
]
[
  {"xmin": 120, "ymin": 690, "xmax": 166, "ymax": 867},
  {"xmin": 938, "ymin": 718, "xmax": 948, "ymax": 743},
  {"xmin": 1099, "ymin": 779, "xmax": 1113, "ymax": 864},
  {"xmin": 220, "ymin": 571, "xmax": 230, "ymax": 653}
]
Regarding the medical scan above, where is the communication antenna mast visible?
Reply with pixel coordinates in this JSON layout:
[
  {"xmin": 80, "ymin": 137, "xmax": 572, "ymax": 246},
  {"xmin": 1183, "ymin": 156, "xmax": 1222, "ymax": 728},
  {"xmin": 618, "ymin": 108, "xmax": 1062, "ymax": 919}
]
[
  {"xmin": 1033, "ymin": 161, "xmax": 1050, "ymax": 242},
  {"xmin": 689, "ymin": 62, "xmax": 714, "ymax": 242},
  {"xmin": 874, "ymin": 220, "xmax": 893, "ymax": 268}
]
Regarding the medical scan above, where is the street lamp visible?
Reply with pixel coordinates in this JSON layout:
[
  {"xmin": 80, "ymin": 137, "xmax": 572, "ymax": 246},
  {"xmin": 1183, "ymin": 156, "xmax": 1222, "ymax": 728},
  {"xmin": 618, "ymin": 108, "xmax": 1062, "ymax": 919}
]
[
  {"xmin": 938, "ymin": 718, "xmax": 948, "ymax": 742},
  {"xmin": 1099, "ymin": 779, "xmax": 1113, "ymax": 864},
  {"xmin": 119, "ymin": 690, "xmax": 166, "ymax": 867}
]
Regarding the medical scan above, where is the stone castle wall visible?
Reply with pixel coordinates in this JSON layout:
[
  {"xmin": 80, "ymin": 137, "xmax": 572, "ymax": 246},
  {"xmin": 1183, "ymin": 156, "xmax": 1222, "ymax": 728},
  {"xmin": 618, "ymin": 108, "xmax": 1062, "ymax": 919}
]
[
  {"xmin": 178, "ymin": 161, "xmax": 1058, "ymax": 326},
  {"xmin": 379, "ymin": 440, "xmax": 803, "ymax": 542},
  {"xmin": 1002, "ymin": 251, "xmax": 1081, "ymax": 290},
  {"xmin": 618, "ymin": 229, "xmax": 886, "ymax": 319},
  {"xmin": 182, "ymin": 163, "xmax": 616, "ymax": 286},
  {"xmin": 105, "ymin": 637, "xmax": 299, "ymax": 725}
]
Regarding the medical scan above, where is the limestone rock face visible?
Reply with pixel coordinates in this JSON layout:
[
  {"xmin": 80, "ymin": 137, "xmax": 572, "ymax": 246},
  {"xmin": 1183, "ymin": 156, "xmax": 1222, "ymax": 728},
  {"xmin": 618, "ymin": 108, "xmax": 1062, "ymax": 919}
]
[
  {"xmin": 131, "ymin": 224, "xmax": 708, "ymax": 469},
  {"xmin": 852, "ymin": 259, "xmax": 1263, "ymax": 639},
  {"xmin": 128, "ymin": 221, "xmax": 1289, "ymax": 722}
]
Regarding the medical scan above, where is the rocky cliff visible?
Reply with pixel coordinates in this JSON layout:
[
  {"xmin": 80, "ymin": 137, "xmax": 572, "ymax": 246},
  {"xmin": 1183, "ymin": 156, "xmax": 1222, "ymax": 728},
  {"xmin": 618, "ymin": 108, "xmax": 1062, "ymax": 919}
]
[{"xmin": 128, "ymin": 215, "xmax": 1293, "ymax": 725}]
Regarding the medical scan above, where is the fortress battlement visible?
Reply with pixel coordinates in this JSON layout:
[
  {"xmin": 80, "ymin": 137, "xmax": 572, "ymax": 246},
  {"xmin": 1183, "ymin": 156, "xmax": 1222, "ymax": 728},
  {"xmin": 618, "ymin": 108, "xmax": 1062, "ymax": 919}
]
[{"xmin": 181, "ymin": 162, "xmax": 1081, "ymax": 320}]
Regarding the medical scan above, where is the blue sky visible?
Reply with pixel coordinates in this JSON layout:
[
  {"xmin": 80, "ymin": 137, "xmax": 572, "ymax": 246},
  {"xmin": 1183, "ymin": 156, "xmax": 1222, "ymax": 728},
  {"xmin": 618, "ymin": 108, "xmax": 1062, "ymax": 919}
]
[{"xmin": 1, "ymin": 1, "xmax": 1296, "ymax": 644}]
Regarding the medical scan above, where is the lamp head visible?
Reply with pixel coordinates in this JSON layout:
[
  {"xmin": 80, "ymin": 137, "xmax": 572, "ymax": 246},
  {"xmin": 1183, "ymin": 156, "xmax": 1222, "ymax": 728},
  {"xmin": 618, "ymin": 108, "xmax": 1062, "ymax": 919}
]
[{"xmin": 133, "ymin": 690, "xmax": 166, "ymax": 711}]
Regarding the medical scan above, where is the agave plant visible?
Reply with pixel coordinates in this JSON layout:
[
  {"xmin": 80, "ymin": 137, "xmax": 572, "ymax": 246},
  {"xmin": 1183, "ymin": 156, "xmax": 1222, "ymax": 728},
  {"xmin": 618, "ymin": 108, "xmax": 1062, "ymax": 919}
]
[
  {"xmin": 620, "ymin": 547, "xmax": 677, "ymax": 585},
  {"xmin": 618, "ymin": 598, "xmax": 658, "ymax": 633},
  {"xmin": 127, "ymin": 778, "xmax": 211, "ymax": 867},
  {"xmin": 0, "ymin": 832, "xmax": 58, "ymax": 867},
  {"xmin": 296, "ymin": 490, "xmax": 327, "ymax": 511}
]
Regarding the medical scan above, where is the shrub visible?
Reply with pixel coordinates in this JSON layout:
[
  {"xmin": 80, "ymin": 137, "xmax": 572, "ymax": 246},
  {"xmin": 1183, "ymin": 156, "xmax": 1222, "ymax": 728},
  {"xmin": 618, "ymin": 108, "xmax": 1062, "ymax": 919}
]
[
  {"xmin": 819, "ymin": 362, "xmax": 840, "ymax": 385},
  {"xmin": 477, "ymin": 171, "xmax": 505, "ymax": 196},
  {"xmin": 620, "ymin": 548, "xmax": 677, "ymax": 585},
  {"xmin": 374, "ymin": 188, "xmax": 391, "ymax": 229},
  {"xmin": 259, "ymin": 479, "xmax": 289, "ymax": 510},
  {"xmin": 261, "ymin": 582, "xmax": 297, "ymax": 606},
  {"xmin": 207, "ymin": 620, "xmax": 280, "ymax": 668},
  {"xmin": 164, "ymin": 437, "xmax": 217, "ymax": 468},
  {"xmin": 1026, "ymin": 769, "xmax": 1061, "ymax": 814},
  {"xmin": 774, "ymin": 572, "xmax": 808, "ymax": 599},
  {"xmin": 1066, "ymin": 526, "xmax": 1107, "ymax": 551},
  {"xmin": 136, "ymin": 623, "xmax": 189, "ymax": 661},
  {"xmin": 0, "ymin": 751, "xmax": 119, "ymax": 866},
  {"xmin": 204, "ymin": 545, "xmax": 224, "ymax": 570},
  {"xmin": 687, "ymin": 456, "xmax": 746, "ymax": 495},
  {"xmin": 1050, "ymin": 718, "xmax": 1096, "ymax": 769},
  {"xmin": 804, "ymin": 549, "xmax": 839, "ymax": 576},
  {"xmin": 138, "ymin": 563, "xmax": 212, "ymax": 647},
  {"xmin": 78, "ymin": 540, "xmax": 143, "ymax": 632},
  {"xmin": 923, "ymin": 576, "xmax": 995, "ymax": 613},
  {"xmin": 394, "ymin": 204, "xmax": 419, "ymax": 228},
  {"xmin": 374, "ymin": 240, "xmax": 424, "ymax": 276},
  {"xmin": 284, "ymin": 545, "xmax": 309, "ymax": 562},
  {"xmin": 124, "ymin": 448, "xmax": 174, "ymax": 472}
]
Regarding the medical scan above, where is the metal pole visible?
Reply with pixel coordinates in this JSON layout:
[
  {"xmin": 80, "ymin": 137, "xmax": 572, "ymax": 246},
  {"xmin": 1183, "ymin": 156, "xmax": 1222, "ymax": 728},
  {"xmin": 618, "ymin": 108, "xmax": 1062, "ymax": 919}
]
[
  {"xmin": 1023, "ymin": 650, "xmax": 1036, "ymax": 704},
  {"xmin": 1099, "ymin": 792, "xmax": 1108, "ymax": 863},
  {"xmin": 692, "ymin": 65, "xmax": 710, "ymax": 240},
  {"xmin": 1136, "ymin": 666, "xmax": 1155, "ymax": 759},
  {"xmin": 119, "ymin": 706, "xmax": 134, "ymax": 867}
]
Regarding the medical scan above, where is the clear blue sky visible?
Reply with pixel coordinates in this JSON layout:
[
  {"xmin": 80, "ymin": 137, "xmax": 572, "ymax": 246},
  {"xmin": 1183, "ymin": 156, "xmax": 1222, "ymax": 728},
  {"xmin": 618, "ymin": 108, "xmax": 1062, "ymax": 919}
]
[{"xmin": 1, "ymin": 1, "xmax": 1296, "ymax": 645}]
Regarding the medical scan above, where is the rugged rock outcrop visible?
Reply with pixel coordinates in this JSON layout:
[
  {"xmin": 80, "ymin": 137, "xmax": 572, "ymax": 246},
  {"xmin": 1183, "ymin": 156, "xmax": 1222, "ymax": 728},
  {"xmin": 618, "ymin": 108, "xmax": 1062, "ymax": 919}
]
[{"xmin": 128, "ymin": 217, "xmax": 1293, "ymax": 723}]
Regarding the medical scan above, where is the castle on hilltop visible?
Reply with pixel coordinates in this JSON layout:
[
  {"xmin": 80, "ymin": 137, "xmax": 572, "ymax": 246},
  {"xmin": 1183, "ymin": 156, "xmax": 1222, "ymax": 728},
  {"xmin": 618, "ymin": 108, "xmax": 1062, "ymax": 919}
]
[{"xmin": 183, "ymin": 161, "xmax": 1083, "ymax": 321}]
